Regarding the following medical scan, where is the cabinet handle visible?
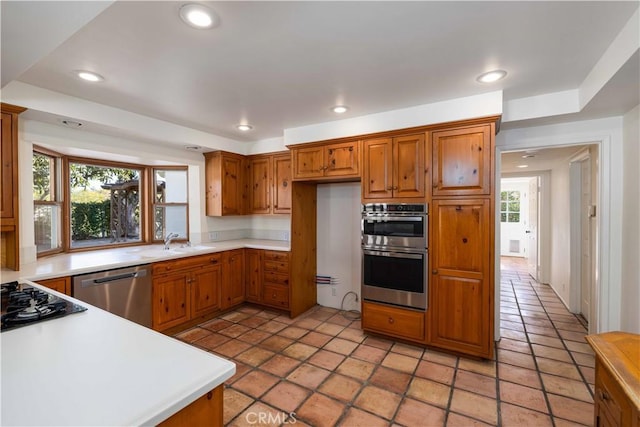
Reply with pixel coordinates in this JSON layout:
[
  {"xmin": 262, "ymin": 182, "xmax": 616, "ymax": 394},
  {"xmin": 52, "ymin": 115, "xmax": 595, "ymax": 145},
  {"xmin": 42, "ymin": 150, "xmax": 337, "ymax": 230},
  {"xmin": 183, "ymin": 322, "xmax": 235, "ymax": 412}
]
[
  {"xmin": 393, "ymin": 186, "xmax": 398, "ymax": 190},
  {"xmin": 388, "ymin": 317, "xmax": 395, "ymax": 324},
  {"xmin": 432, "ymin": 269, "xmax": 438, "ymax": 275},
  {"xmin": 210, "ymin": 259, "xmax": 218, "ymax": 264},
  {"xmin": 387, "ymin": 186, "xmax": 393, "ymax": 191},
  {"xmin": 433, "ymin": 182, "xmax": 439, "ymax": 188},
  {"xmin": 272, "ymin": 293, "xmax": 277, "ymax": 298}
]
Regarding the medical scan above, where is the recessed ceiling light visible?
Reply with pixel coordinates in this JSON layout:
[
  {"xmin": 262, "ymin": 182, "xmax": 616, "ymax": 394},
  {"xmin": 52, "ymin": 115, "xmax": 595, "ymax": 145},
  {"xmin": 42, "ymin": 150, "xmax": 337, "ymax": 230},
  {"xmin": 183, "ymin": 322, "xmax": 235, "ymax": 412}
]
[
  {"xmin": 521, "ymin": 154, "xmax": 536, "ymax": 159},
  {"xmin": 179, "ymin": 4, "xmax": 217, "ymax": 29},
  {"xmin": 75, "ymin": 70, "xmax": 104, "ymax": 82},
  {"xmin": 236, "ymin": 124, "xmax": 253, "ymax": 131},
  {"xmin": 184, "ymin": 145, "xmax": 202, "ymax": 151},
  {"xmin": 517, "ymin": 164, "xmax": 529, "ymax": 168},
  {"xmin": 476, "ymin": 70, "xmax": 507, "ymax": 83},
  {"xmin": 61, "ymin": 119, "xmax": 83, "ymax": 128},
  {"xmin": 331, "ymin": 105, "xmax": 349, "ymax": 114}
]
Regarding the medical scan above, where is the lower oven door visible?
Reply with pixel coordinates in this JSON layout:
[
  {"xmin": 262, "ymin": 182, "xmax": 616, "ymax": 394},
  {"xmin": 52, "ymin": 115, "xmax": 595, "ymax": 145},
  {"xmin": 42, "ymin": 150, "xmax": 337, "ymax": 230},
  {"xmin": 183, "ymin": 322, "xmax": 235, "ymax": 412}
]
[{"xmin": 362, "ymin": 248, "xmax": 427, "ymax": 310}]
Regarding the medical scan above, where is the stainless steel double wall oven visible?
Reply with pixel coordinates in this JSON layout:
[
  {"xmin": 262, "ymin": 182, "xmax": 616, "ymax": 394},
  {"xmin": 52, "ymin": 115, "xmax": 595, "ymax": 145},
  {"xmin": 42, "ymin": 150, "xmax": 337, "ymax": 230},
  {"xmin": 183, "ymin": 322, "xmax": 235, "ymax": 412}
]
[{"xmin": 361, "ymin": 203, "xmax": 428, "ymax": 310}]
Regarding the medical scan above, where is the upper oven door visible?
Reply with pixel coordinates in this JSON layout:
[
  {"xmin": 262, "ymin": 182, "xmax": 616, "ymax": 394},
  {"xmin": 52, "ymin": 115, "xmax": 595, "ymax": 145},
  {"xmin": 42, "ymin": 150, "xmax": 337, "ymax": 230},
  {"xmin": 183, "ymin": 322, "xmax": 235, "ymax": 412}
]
[{"xmin": 361, "ymin": 214, "xmax": 427, "ymax": 249}]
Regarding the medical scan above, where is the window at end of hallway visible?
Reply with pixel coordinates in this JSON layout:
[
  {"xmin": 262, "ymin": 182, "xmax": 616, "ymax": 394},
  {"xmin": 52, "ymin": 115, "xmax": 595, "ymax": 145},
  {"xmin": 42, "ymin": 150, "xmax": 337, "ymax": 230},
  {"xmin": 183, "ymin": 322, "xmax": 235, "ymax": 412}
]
[{"xmin": 500, "ymin": 190, "xmax": 521, "ymax": 223}]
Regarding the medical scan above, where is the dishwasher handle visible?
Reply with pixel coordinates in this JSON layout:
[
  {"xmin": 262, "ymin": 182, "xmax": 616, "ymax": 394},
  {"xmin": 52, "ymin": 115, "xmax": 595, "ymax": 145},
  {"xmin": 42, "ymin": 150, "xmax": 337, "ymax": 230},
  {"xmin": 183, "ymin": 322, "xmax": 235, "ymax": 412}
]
[{"xmin": 82, "ymin": 269, "xmax": 148, "ymax": 287}]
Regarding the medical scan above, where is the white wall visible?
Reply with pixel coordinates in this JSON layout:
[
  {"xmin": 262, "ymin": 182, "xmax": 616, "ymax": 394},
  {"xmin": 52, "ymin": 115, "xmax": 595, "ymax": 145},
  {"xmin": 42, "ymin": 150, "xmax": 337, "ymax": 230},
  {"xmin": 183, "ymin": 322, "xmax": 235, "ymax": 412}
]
[
  {"xmin": 316, "ymin": 183, "xmax": 361, "ymax": 311},
  {"xmin": 621, "ymin": 105, "xmax": 640, "ymax": 333},
  {"xmin": 549, "ymin": 161, "xmax": 572, "ymax": 305}
]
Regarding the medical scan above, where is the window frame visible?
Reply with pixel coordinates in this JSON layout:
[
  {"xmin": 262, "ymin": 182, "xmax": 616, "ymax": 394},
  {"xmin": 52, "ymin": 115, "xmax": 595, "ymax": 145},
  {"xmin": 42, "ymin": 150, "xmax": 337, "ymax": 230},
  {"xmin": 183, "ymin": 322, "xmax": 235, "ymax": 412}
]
[
  {"xmin": 500, "ymin": 190, "xmax": 521, "ymax": 223},
  {"xmin": 33, "ymin": 149, "xmax": 189, "ymax": 256},
  {"xmin": 150, "ymin": 166, "xmax": 190, "ymax": 244},
  {"xmin": 33, "ymin": 146, "xmax": 64, "ymax": 257}
]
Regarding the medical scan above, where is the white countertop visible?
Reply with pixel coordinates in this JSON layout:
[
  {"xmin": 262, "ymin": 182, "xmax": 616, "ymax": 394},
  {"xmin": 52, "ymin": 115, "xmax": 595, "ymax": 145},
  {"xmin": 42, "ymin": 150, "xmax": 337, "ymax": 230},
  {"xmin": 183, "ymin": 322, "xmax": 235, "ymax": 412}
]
[
  {"xmin": 1, "ymin": 281, "xmax": 236, "ymax": 426},
  {"xmin": 0, "ymin": 239, "xmax": 290, "ymax": 283}
]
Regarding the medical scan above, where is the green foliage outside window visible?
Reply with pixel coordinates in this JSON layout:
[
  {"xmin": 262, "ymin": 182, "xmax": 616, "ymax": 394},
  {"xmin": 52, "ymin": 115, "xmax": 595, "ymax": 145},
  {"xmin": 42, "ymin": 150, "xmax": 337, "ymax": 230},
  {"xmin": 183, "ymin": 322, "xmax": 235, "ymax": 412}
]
[{"xmin": 500, "ymin": 191, "xmax": 520, "ymax": 223}]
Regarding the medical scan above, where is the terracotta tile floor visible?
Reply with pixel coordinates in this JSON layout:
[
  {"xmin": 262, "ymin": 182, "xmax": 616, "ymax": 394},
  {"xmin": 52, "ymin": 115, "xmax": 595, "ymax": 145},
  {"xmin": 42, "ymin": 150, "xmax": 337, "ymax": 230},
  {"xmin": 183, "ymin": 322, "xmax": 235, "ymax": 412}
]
[{"xmin": 174, "ymin": 257, "xmax": 595, "ymax": 426}]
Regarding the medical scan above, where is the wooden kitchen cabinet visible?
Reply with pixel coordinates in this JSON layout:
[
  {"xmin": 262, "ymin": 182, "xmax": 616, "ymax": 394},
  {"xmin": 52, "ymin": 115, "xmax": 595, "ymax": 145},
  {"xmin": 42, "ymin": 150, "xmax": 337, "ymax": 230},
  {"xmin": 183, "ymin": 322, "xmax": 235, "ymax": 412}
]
[
  {"xmin": 245, "ymin": 248, "xmax": 263, "ymax": 303},
  {"xmin": 221, "ymin": 249, "xmax": 244, "ymax": 309},
  {"xmin": 291, "ymin": 140, "xmax": 360, "ymax": 181},
  {"xmin": 431, "ymin": 124, "xmax": 492, "ymax": 196},
  {"xmin": 362, "ymin": 301, "xmax": 425, "ymax": 342},
  {"xmin": 429, "ymin": 198, "xmax": 493, "ymax": 358},
  {"xmin": 152, "ymin": 253, "xmax": 222, "ymax": 332},
  {"xmin": 586, "ymin": 332, "xmax": 640, "ymax": 427},
  {"xmin": 362, "ymin": 133, "xmax": 425, "ymax": 201},
  {"xmin": 246, "ymin": 152, "xmax": 291, "ymax": 215},
  {"xmin": 204, "ymin": 151, "xmax": 245, "ymax": 216},
  {"xmin": 261, "ymin": 250, "xmax": 290, "ymax": 309},
  {"xmin": 1, "ymin": 103, "xmax": 26, "ymax": 271},
  {"xmin": 159, "ymin": 385, "xmax": 223, "ymax": 427},
  {"xmin": 37, "ymin": 276, "xmax": 71, "ymax": 295}
]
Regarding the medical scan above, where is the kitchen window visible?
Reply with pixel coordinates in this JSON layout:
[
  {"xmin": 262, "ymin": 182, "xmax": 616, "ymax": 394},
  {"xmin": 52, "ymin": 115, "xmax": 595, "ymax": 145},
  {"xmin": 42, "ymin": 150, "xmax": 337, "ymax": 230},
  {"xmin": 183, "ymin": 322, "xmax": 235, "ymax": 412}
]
[
  {"xmin": 32, "ymin": 149, "xmax": 189, "ymax": 255},
  {"xmin": 33, "ymin": 148, "xmax": 63, "ymax": 255},
  {"xmin": 152, "ymin": 168, "xmax": 189, "ymax": 242}
]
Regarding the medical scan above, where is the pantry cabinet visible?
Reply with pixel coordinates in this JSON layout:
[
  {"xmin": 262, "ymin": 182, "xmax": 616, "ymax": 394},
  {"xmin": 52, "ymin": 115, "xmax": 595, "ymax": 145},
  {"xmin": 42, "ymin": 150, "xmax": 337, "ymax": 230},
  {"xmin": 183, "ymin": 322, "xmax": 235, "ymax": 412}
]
[
  {"xmin": 246, "ymin": 152, "xmax": 291, "ymax": 215},
  {"xmin": 290, "ymin": 140, "xmax": 360, "ymax": 181},
  {"xmin": 431, "ymin": 124, "xmax": 492, "ymax": 196},
  {"xmin": 429, "ymin": 199, "xmax": 492, "ymax": 357},
  {"xmin": 1, "ymin": 103, "xmax": 26, "ymax": 271},
  {"xmin": 204, "ymin": 151, "xmax": 245, "ymax": 216},
  {"xmin": 221, "ymin": 249, "xmax": 244, "ymax": 310},
  {"xmin": 362, "ymin": 133, "xmax": 425, "ymax": 201},
  {"xmin": 152, "ymin": 253, "xmax": 222, "ymax": 331}
]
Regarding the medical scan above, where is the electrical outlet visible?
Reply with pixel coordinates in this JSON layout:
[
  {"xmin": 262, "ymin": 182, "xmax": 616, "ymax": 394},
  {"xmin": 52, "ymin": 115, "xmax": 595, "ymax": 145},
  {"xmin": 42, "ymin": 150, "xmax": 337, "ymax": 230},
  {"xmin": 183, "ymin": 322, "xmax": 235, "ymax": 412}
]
[
  {"xmin": 283, "ymin": 231, "xmax": 290, "ymax": 241},
  {"xmin": 209, "ymin": 231, "xmax": 219, "ymax": 241},
  {"xmin": 331, "ymin": 287, "xmax": 336, "ymax": 297}
]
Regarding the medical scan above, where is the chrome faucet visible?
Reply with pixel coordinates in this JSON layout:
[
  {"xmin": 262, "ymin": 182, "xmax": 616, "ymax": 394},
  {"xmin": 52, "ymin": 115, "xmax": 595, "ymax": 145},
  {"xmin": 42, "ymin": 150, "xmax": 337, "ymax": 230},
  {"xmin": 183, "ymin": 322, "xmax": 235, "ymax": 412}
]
[{"xmin": 164, "ymin": 232, "xmax": 179, "ymax": 250}]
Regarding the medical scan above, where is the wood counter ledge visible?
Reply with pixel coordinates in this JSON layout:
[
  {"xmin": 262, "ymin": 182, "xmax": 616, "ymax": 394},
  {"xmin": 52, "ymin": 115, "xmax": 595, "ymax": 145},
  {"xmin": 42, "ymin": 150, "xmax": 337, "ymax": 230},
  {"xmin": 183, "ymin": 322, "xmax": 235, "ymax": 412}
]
[{"xmin": 585, "ymin": 331, "xmax": 640, "ymax": 427}]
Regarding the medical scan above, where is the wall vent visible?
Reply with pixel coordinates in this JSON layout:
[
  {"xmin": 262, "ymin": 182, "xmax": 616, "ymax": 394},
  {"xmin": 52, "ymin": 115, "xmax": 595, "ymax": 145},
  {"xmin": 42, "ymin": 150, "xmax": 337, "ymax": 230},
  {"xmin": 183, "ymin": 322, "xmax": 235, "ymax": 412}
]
[{"xmin": 509, "ymin": 240, "xmax": 520, "ymax": 253}]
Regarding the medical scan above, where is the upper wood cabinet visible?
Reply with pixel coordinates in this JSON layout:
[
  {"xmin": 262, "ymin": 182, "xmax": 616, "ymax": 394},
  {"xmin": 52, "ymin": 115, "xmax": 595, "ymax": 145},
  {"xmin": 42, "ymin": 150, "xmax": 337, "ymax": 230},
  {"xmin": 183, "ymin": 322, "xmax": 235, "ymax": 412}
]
[
  {"xmin": 290, "ymin": 140, "xmax": 360, "ymax": 181},
  {"xmin": 431, "ymin": 124, "xmax": 492, "ymax": 196},
  {"xmin": 1, "ymin": 103, "xmax": 25, "ymax": 271},
  {"xmin": 362, "ymin": 133, "xmax": 425, "ymax": 201},
  {"xmin": 204, "ymin": 151, "xmax": 245, "ymax": 216},
  {"xmin": 246, "ymin": 152, "xmax": 291, "ymax": 215}
]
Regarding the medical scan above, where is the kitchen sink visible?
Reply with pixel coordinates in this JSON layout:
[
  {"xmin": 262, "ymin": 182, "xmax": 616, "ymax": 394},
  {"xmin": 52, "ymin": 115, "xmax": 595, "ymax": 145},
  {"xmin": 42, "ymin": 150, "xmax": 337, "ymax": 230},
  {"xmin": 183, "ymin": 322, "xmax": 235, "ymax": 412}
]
[
  {"xmin": 172, "ymin": 245, "xmax": 212, "ymax": 253},
  {"xmin": 128, "ymin": 248, "xmax": 178, "ymax": 258}
]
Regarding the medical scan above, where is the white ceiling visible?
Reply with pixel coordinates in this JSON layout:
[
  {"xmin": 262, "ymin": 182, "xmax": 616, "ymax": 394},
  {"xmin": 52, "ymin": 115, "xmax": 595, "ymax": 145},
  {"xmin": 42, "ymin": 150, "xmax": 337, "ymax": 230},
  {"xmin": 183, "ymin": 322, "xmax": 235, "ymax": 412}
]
[
  {"xmin": 2, "ymin": 1, "xmax": 639, "ymax": 144},
  {"xmin": 501, "ymin": 146, "xmax": 590, "ymax": 174}
]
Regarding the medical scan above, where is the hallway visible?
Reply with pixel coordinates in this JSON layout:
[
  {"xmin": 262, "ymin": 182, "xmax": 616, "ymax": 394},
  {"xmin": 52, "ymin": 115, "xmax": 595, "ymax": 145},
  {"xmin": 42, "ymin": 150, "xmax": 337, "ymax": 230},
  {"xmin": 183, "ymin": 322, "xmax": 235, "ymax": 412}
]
[{"xmin": 174, "ymin": 257, "xmax": 595, "ymax": 426}]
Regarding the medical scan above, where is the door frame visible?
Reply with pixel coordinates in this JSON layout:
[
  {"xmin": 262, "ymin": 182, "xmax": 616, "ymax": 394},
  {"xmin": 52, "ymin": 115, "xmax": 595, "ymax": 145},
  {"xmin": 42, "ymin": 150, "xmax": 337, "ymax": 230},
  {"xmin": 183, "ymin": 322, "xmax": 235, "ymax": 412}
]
[{"xmin": 495, "ymin": 124, "xmax": 621, "ymax": 337}]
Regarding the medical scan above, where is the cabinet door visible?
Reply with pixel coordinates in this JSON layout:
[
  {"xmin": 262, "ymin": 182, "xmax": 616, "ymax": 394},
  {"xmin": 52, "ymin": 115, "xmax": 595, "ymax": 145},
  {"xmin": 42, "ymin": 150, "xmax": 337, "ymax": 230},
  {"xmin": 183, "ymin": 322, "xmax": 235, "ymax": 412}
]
[
  {"xmin": 430, "ymin": 199, "xmax": 492, "ymax": 358},
  {"xmin": 191, "ymin": 264, "xmax": 222, "ymax": 318},
  {"xmin": 325, "ymin": 141, "xmax": 360, "ymax": 178},
  {"xmin": 245, "ymin": 249, "xmax": 263, "ymax": 303},
  {"xmin": 38, "ymin": 277, "xmax": 71, "ymax": 295},
  {"xmin": 221, "ymin": 249, "xmax": 245, "ymax": 309},
  {"xmin": 432, "ymin": 125, "xmax": 491, "ymax": 196},
  {"xmin": 247, "ymin": 156, "xmax": 271, "ymax": 214},
  {"xmin": 153, "ymin": 272, "xmax": 190, "ymax": 331},
  {"xmin": 1, "ymin": 113, "xmax": 14, "ymax": 218},
  {"xmin": 292, "ymin": 145, "xmax": 324, "ymax": 179},
  {"xmin": 393, "ymin": 134, "xmax": 425, "ymax": 198},
  {"xmin": 272, "ymin": 154, "xmax": 291, "ymax": 214},
  {"xmin": 362, "ymin": 138, "xmax": 393, "ymax": 199},
  {"xmin": 221, "ymin": 155, "xmax": 245, "ymax": 215}
]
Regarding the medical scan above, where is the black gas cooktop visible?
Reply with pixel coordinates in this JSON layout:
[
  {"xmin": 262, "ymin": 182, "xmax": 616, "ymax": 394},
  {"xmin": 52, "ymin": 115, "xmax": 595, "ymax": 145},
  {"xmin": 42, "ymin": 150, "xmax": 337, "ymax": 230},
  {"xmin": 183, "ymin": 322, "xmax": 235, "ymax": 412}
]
[{"xmin": 1, "ymin": 281, "xmax": 87, "ymax": 332}]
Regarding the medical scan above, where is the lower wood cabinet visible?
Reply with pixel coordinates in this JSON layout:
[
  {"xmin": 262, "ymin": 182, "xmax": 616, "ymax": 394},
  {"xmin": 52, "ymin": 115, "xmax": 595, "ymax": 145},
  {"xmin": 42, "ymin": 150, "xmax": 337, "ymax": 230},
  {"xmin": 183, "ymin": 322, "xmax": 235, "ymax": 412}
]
[
  {"xmin": 152, "ymin": 253, "xmax": 222, "ymax": 332},
  {"xmin": 37, "ymin": 276, "xmax": 71, "ymax": 295},
  {"xmin": 221, "ymin": 249, "xmax": 245, "ymax": 310},
  {"xmin": 362, "ymin": 301, "xmax": 425, "ymax": 343},
  {"xmin": 245, "ymin": 249, "xmax": 263, "ymax": 303},
  {"xmin": 158, "ymin": 384, "xmax": 223, "ymax": 427},
  {"xmin": 586, "ymin": 332, "xmax": 640, "ymax": 427},
  {"xmin": 244, "ymin": 249, "xmax": 291, "ymax": 310},
  {"xmin": 428, "ymin": 199, "xmax": 493, "ymax": 358}
]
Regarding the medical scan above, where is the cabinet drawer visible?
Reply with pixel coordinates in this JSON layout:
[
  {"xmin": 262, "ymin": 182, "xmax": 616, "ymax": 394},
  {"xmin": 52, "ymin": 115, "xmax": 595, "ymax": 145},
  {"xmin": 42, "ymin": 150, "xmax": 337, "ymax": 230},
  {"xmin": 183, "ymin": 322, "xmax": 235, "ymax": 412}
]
[
  {"xmin": 263, "ymin": 271, "xmax": 289, "ymax": 286},
  {"xmin": 153, "ymin": 253, "xmax": 221, "ymax": 275},
  {"xmin": 362, "ymin": 301, "xmax": 425, "ymax": 341},
  {"xmin": 264, "ymin": 260, "xmax": 289, "ymax": 273},
  {"xmin": 263, "ymin": 251, "xmax": 289, "ymax": 262},
  {"xmin": 596, "ymin": 361, "xmax": 624, "ymax": 426},
  {"xmin": 262, "ymin": 284, "xmax": 289, "ymax": 308}
]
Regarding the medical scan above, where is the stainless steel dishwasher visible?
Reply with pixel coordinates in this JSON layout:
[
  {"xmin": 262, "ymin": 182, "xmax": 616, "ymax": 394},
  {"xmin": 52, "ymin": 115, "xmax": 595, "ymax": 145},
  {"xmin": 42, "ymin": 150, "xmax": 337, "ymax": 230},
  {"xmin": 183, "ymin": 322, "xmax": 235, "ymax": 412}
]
[{"xmin": 73, "ymin": 264, "xmax": 152, "ymax": 327}]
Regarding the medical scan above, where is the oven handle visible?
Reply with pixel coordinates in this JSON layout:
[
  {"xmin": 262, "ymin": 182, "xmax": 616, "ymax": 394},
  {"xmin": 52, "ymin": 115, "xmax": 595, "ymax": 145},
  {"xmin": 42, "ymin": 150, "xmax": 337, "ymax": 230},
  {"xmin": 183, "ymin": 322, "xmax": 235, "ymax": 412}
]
[
  {"xmin": 363, "ymin": 216, "xmax": 424, "ymax": 222},
  {"xmin": 363, "ymin": 249, "xmax": 423, "ymax": 260}
]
